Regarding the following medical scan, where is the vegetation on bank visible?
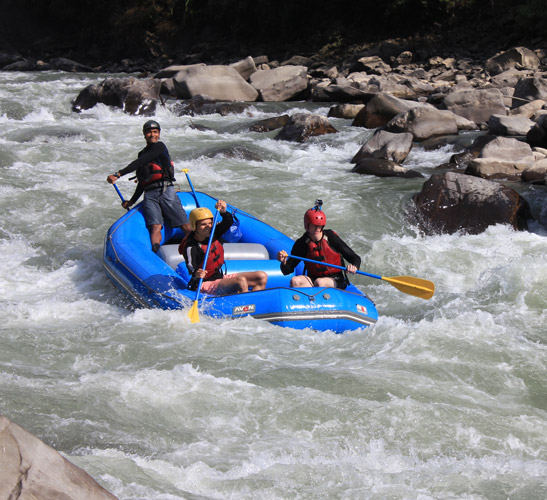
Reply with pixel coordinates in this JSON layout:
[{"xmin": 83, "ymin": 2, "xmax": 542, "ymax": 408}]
[{"xmin": 12, "ymin": 0, "xmax": 547, "ymax": 63}]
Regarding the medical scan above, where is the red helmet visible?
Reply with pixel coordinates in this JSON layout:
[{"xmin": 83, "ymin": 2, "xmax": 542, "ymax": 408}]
[{"xmin": 304, "ymin": 208, "xmax": 326, "ymax": 227}]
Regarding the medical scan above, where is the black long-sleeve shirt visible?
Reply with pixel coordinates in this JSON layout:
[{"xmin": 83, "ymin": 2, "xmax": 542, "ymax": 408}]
[
  {"xmin": 280, "ymin": 229, "xmax": 361, "ymax": 277},
  {"xmin": 119, "ymin": 141, "xmax": 173, "ymax": 178},
  {"xmin": 120, "ymin": 141, "xmax": 175, "ymax": 205}
]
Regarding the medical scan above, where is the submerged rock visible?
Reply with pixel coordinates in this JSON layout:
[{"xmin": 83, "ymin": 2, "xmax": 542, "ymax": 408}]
[
  {"xmin": 71, "ymin": 77, "xmax": 161, "ymax": 115},
  {"xmin": 274, "ymin": 113, "xmax": 337, "ymax": 142},
  {"xmin": 352, "ymin": 158, "xmax": 423, "ymax": 178}
]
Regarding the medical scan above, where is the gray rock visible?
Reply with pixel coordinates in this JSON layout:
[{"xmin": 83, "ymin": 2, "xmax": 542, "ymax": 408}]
[
  {"xmin": 0, "ymin": 52, "xmax": 24, "ymax": 68},
  {"xmin": 480, "ymin": 136, "xmax": 534, "ymax": 161},
  {"xmin": 250, "ymin": 66, "xmax": 309, "ymax": 101},
  {"xmin": 486, "ymin": 47, "xmax": 540, "ymax": 76},
  {"xmin": 490, "ymin": 68, "xmax": 534, "ymax": 88},
  {"xmin": 248, "ymin": 115, "xmax": 290, "ymax": 132},
  {"xmin": 48, "ymin": 57, "xmax": 95, "ymax": 72},
  {"xmin": 312, "ymin": 84, "xmax": 374, "ymax": 103},
  {"xmin": 173, "ymin": 65, "xmax": 259, "ymax": 101},
  {"xmin": 351, "ymin": 129, "xmax": 413, "ymax": 164},
  {"xmin": 354, "ymin": 55, "xmax": 392, "ymax": 75},
  {"xmin": 0, "ymin": 415, "xmax": 117, "ymax": 500},
  {"xmin": 352, "ymin": 158, "xmax": 423, "ymax": 178},
  {"xmin": 352, "ymin": 92, "xmax": 431, "ymax": 128},
  {"xmin": 412, "ymin": 172, "xmax": 530, "ymax": 235},
  {"xmin": 522, "ymin": 159, "xmax": 547, "ymax": 184},
  {"xmin": 2, "ymin": 60, "xmax": 37, "ymax": 71},
  {"xmin": 385, "ymin": 107, "xmax": 459, "ymax": 141},
  {"xmin": 229, "ymin": 56, "xmax": 257, "ymax": 80},
  {"xmin": 512, "ymin": 76, "xmax": 547, "ymax": 109},
  {"xmin": 487, "ymin": 114, "xmax": 535, "ymax": 136},
  {"xmin": 508, "ymin": 99, "xmax": 545, "ymax": 118},
  {"xmin": 328, "ymin": 104, "xmax": 366, "ymax": 119},
  {"xmin": 71, "ymin": 77, "xmax": 161, "ymax": 115},
  {"xmin": 281, "ymin": 55, "xmax": 313, "ymax": 67},
  {"xmin": 465, "ymin": 136, "xmax": 535, "ymax": 179},
  {"xmin": 274, "ymin": 113, "xmax": 337, "ymax": 142},
  {"xmin": 526, "ymin": 114, "xmax": 547, "ymax": 148},
  {"xmin": 443, "ymin": 88, "xmax": 506, "ymax": 124}
]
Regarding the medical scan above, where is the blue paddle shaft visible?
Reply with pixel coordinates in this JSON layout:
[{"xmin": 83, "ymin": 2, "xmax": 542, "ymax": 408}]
[
  {"xmin": 287, "ymin": 254, "xmax": 382, "ymax": 280},
  {"xmin": 184, "ymin": 171, "xmax": 200, "ymax": 207},
  {"xmin": 113, "ymin": 183, "xmax": 125, "ymax": 203},
  {"xmin": 194, "ymin": 210, "xmax": 220, "ymax": 301}
]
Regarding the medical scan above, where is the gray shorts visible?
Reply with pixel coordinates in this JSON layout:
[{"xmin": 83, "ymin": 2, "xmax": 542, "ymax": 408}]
[{"xmin": 142, "ymin": 185, "xmax": 188, "ymax": 228}]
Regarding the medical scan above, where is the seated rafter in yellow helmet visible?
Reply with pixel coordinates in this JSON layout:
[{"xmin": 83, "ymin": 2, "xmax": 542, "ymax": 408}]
[{"xmin": 189, "ymin": 207, "xmax": 214, "ymax": 231}]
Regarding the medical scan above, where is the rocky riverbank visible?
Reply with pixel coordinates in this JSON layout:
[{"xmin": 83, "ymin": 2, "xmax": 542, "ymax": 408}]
[
  {"xmin": 63, "ymin": 42, "xmax": 547, "ymax": 233},
  {"xmin": 2, "ymin": 37, "xmax": 547, "ymax": 235}
]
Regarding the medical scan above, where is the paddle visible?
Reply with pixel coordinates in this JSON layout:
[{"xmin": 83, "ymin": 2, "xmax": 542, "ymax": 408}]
[
  {"xmin": 287, "ymin": 254, "xmax": 435, "ymax": 300},
  {"xmin": 182, "ymin": 168, "xmax": 200, "ymax": 207},
  {"xmin": 188, "ymin": 209, "xmax": 220, "ymax": 323},
  {"xmin": 113, "ymin": 183, "xmax": 125, "ymax": 203}
]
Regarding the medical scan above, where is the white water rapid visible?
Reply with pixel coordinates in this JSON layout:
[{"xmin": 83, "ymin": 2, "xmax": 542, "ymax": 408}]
[{"xmin": 1, "ymin": 71, "xmax": 546, "ymax": 499}]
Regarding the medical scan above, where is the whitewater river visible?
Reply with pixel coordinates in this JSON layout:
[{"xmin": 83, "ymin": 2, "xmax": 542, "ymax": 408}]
[{"xmin": 1, "ymin": 71, "xmax": 546, "ymax": 499}]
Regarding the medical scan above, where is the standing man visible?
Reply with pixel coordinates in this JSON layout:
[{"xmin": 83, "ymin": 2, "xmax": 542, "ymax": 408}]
[
  {"xmin": 277, "ymin": 201, "xmax": 360, "ymax": 289},
  {"xmin": 107, "ymin": 120, "xmax": 191, "ymax": 253}
]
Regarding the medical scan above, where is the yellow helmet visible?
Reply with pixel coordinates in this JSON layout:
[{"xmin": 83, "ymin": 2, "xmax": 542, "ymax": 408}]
[{"xmin": 189, "ymin": 207, "xmax": 213, "ymax": 230}]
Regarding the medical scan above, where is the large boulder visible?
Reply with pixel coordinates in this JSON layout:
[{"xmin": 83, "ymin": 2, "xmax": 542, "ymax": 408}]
[
  {"xmin": 487, "ymin": 114, "xmax": 535, "ymax": 136},
  {"xmin": 328, "ymin": 103, "xmax": 366, "ymax": 119},
  {"xmin": 526, "ymin": 114, "xmax": 547, "ymax": 148},
  {"xmin": 352, "ymin": 55, "xmax": 392, "ymax": 75},
  {"xmin": 248, "ymin": 114, "xmax": 290, "ymax": 132},
  {"xmin": 390, "ymin": 76, "xmax": 435, "ymax": 99},
  {"xmin": 48, "ymin": 57, "xmax": 95, "ymax": 72},
  {"xmin": 413, "ymin": 172, "xmax": 531, "ymax": 235},
  {"xmin": 249, "ymin": 65, "xmax": 309, "ymax": 101},
  {"xmin": 0, "ymin": 52, "xmax": 24, "ymax": 69},
  {"xmin": 508, "ymin": 99, "xmax": 545, "ymax": 118},
  {"xmin": 312, "ymin": 83, "xmax": 374, "ymax": 103},
  {"xmin": 465, "ymin": 136, "xmax": 535, "ymax": 179},
  {"xmin": 229, "ymin": 56, "xmax": 257, "ymax": 80},
  {"xmin": 71, "ymin": 77, "xmax": 161, "ymax": 115},
  {"xmin": 384, "ymin": 107, "xmax": 459, "ymax": 141},
  {"xmin": 172, "ymin": 65, "xmax": 259, "ymax": 101},
  {"xmin": 490, "ymin": 68, "xmax": 534, "ymax": 89},
  {"xmin": 0, "ymin": 415, "xmax": 118, "ymax": 500},
  {"xmin": 274, "ymin": 113, "xmax": 337, "ymax": 142},
  {"xmin": 522, "ymin": 159, "xmax": 547, "ymax": 184},
  {"xmin": 442, "ymin": 88, "xmax": 507, "ymax": 124},
  {"xmin": 511, "ymin": 76, "xmax": 547, "ymax": 109},
  {"xmin": 351, "ymin": 129, "xmax": 413, "ymax": 164},
  {"xmin": 352, "ymin": 93, "xmax": 430, "ymax": 128},
  {"xmin": 2, "ymin": 59, "xmax": 38, "ymax": 71},
  {"xmin": 486, "ymin": 47, "xmax": 540, "ymax": 76}
]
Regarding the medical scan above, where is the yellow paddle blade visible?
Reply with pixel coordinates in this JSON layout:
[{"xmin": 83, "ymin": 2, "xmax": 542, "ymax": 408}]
[
  {"xmin": 382, "ymin": 275, "xmax": 435, "ymax": 300},
  {"xmin": 188, "ymin": 300, "xmax": 200, "ymax": 323}
]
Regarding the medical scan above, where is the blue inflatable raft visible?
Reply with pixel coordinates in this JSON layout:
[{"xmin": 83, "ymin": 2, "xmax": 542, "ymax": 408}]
[{"xmin": 103, "ymin": 191, "xmax": 378, "ymax": 333}]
